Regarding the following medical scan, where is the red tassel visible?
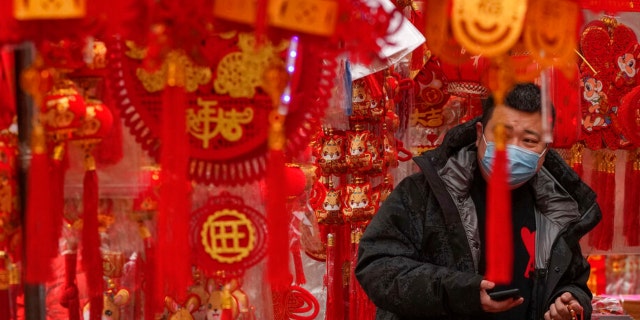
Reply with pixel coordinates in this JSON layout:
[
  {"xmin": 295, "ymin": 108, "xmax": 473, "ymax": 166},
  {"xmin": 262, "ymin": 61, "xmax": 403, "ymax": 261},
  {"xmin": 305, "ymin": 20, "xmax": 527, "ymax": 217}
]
[
  {"xmin": 571, "ymin": 144, "xmax": 584, "ymax": 178},
  {"xmin": 588, "ymin": 164, "xmax": 603, "ymax": 248},
  {"xmin": 60, "ymin": 253, "xmax": 80, "ymax": 320},
  {"xmin": 589, "ymin": 152, "xmax": 615, "ymax": 250},
  {"xmin": 143, "ymin": 236, "xmax": 156, "ymax": 320},
  {"xmin": 155, "ymin": 84, "xmax": 191, "ymax": 311},
  {"xmin": 255, "ymin": 0, "xmax": 269, "ymax": 47},
  {"xmin": 266, "ymin": 148, "xmax": 291, "ymax": 290},
  {"xmin": 349, "ymin": 230, "xmax": 360, "ymax": 320},
  {"xmin": 485, "ymin": 124, "xmax": 513, "ymax": 285},
  {"xmin": 600, "ymin": 155, "xmax": 616, "ymax": 250},
  {"xmin": 325, "ymin": 233, "xmax": 337, "ymax": 318},
  {"xmin": 25, "ymin": 126, "xmax": 54, "ymax": 284},
  {"xmin": 50, "ymin": 155, "xmax": 66, "ymax": 265},
  {"xmin": 82, "ymin": 168, "xmax": 103, "ymax": 320},
  {"xmin": 624, "ymin": 150, "xmax": 640, "ymax": 246},
  {"xmin": 0, "ymin": 287, "xmax": 8, "ymax": 320},
  {"xmin": 290, "ymin": 214, "xmax": 306, "ymax": 285}
]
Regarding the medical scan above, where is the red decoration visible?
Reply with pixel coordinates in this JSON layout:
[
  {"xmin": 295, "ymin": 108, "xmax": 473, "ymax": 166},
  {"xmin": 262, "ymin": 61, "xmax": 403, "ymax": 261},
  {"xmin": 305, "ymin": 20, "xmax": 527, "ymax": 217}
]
[
  {"xmin": 588, "ymin": 151, "xmax": 616, "ymax": 250},
  {"xmin": 189, "ymin": 192, "xmax": 268, "ymax": 279},
  {"xmin": 550, "ymin": 66, "xmax": 582, "ymax": 148},
  {"xmin": 272, "ymin": 285, "xmax": 320, "ymax": 320},
  {"xmin": 619, "ymin": 84, "xmax": 640, "ymax": 147},
  {"xmin": 485, "ymin": 125, "xmax": 513, "ymax": 285},
  {"xmin": 24, "ymin": 125, "xmax": 53, "ymax": 284},
  {"xmin": 579, "ymin": 18, "xmax": 639, "ymax": 150},
  {"xmin": 156, "ymin": 85, "xmax": 191, "ymax": 308},
  {"xmin": 313, "ymin": 129, "xmax": 347, "ymax": 175},
  {"xmin": 623, "ymin": 150, "xmax": 640, "ymax": 246},
  {"xmin": 108, "ymin": 34, "xmax": 328, "ymax": 185}
]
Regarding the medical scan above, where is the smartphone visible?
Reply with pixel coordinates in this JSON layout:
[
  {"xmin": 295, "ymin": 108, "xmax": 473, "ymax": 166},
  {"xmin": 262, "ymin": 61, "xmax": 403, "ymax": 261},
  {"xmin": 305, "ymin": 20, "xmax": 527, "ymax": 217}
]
[{"xmin": 488, "ymin": 288, "xmax": 521, "ymax": 301}]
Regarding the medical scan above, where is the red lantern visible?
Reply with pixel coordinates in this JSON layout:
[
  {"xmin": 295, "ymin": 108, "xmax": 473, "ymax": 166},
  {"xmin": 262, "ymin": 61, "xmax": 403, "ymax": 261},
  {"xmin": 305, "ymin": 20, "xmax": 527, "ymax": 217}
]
[
  {"xmin": 41, "ymin": 79, "xmax": 86, "ymax": 139},
  {"xmin": 71, "ymin": 99, "xmax": 114, "ymax": 144},
  {"xmin": 440, "ymin": 55, "xmax": 491, "ymax": 99}
]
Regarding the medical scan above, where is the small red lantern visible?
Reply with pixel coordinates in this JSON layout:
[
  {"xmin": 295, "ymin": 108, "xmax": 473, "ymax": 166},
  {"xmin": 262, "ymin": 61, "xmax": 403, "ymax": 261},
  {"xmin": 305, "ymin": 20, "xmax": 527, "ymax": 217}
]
[
  {"xmin": 41, "ymin": 79, "xmax": 86, "ymax": 140},
  {"xmin": 71, "ymin": 99, "xmax": 113, "ymax": 144}
]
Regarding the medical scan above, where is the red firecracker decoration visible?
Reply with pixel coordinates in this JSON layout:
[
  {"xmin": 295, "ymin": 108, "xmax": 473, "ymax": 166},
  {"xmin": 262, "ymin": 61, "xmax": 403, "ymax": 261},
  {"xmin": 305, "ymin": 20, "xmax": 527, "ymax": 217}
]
[{"xmin": 485, "ymin": 123, "xmax": 513, "ymax": 284}]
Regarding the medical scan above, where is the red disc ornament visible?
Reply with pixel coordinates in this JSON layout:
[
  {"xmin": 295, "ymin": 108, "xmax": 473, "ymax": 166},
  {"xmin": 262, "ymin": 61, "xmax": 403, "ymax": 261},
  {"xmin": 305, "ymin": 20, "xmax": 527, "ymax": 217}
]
[{"xmin": 189, "ymin": 192, "xmax": 267, "ymax": 279}]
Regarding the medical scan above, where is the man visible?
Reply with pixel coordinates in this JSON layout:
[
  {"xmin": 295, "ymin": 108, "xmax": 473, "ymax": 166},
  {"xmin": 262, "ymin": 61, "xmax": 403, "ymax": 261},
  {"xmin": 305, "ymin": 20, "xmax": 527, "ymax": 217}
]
[{"xmin": 355, "ymin": 83, "xmax": 601, "ymax": 320}]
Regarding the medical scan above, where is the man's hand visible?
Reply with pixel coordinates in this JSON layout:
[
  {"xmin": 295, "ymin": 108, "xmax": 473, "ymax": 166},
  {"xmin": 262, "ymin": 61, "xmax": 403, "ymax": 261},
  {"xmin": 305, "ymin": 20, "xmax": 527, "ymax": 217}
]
[
  {"xmin": 544, "ymin": 292, "xmax": 583, "ymax": 320},
  {"xmin": 479, "ymin": 280, "xmax": 524, "ymax": 313}
]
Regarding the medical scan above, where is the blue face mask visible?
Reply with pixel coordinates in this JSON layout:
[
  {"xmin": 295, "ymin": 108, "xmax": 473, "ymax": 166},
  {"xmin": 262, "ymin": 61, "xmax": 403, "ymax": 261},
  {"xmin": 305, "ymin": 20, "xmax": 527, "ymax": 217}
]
[{"xmin": 480, "ymin": 135, "xmax": 547, "ymax": 186}]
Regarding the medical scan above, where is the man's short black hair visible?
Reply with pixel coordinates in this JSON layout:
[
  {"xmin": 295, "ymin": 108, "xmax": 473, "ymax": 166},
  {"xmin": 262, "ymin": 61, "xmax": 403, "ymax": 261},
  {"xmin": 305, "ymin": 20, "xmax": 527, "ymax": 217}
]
[{"xmin": 480, "ymin": 82, "xmax": 556, "ymax": 128}]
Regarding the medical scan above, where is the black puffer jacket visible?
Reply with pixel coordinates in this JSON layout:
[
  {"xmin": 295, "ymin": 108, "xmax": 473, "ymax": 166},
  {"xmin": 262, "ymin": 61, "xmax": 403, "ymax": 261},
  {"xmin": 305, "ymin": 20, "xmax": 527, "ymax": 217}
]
[{"xmin": 355, "ymin": 119, "xmax": 602, "ymax": 320}]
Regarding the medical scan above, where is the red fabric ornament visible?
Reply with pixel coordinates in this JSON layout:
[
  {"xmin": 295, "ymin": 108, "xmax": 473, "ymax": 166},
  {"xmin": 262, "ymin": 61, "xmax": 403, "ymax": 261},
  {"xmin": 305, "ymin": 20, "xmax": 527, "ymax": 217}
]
[
  {"xmin": 313, "ymin": 129, "xmax": 347, "ymax": 176},
  {"xmin": 484, "ymin": 124, "xmax": 513, "ymax": 285},
  {"xmin": 82, "ymin": 169, "xmax": 103, "ymax": 320},
  {"xmin": 588, "ymin": 151, "xmax": 616, "ymax": 250},
  {"xmin": 578, "ymin": 18, "xmax": 639, "ymax": 150},
  {"xmin": 155, "ymin": 85, "xmax": 191, "ymax": 310},
  {"xmin": 618, "ymin": 84, "xmax": 640, "ymax": 147},
  {"xmin": 0, "ymin": 50, "xmax": 15, "ymax": 130},
  {"xmin": 580, "ymin": 0, "xmax": 640, "ymax": 13},
  {"xmin": 59, "ymin": 253, "xmax": 80, "ymax": 320},
  {"xmin": 623, "ymin": 150, "xmax": 640, "ymax": 246},
  {"xmin": 24, "ymin": 125, "xmax": 54, "ymax": 284},
  {"xmin": 550, "ymin": 66, "xmax": 582, "ymax": 148},
  {"xmin": 266, "ymin": 146, "xmax": 292, "ymax": 291},
  {"xmin": 271, "ymin": 285, "xmax": 320, "ymax": 320}
]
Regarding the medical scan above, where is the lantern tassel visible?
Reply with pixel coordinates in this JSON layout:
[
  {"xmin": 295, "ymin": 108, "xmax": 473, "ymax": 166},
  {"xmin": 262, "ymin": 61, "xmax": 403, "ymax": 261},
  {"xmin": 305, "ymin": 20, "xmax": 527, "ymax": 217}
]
[
  {"xmin": 484, "ymin": 122, "xmax": 513, "ymax": 284},
  {"xmin": 60, "ymin": 252, "xmax": 80, "ymax": 320},
  {"xmin": 25, "ymin": 125, "xmax": 54, "ymax": 284},
  {"xmin": 156, "ymin": 83, "xmax": 191, "ymax": 311},
  {"xmin": 82, "ymin": 161, "xmax": 103, "ymax": 320}
]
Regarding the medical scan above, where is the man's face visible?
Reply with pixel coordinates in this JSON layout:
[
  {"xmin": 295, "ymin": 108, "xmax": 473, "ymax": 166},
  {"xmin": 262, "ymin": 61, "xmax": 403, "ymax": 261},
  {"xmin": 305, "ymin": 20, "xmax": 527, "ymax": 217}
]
[{"xmin": 475, "ymin": 106, "xmax": 548, "ymax": 189}]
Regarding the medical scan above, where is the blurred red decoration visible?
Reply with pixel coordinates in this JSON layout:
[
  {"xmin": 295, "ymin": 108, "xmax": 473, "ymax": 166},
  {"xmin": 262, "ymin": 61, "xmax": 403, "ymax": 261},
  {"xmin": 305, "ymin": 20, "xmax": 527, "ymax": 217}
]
[
  {"xmin": 71, "ymin": 99, "xmax": 114, "ymax": 142},
  {"xmin": 41, "ymin": 79, "xmax": 87, "ymax": 138},
  {"xmin": 551, "ymin": 66, "xmax": 582, "ymax": 148},
  {"xmin": 440, "ymin": 55, "xmax": 491, "ymax": 99}
]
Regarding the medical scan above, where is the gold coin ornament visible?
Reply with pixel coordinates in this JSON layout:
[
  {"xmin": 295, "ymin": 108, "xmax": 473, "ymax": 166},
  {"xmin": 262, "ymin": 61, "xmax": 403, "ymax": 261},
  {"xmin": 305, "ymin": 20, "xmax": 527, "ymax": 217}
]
[{"xmin": 451, "ymin": 0, "xmax": 527, "ymax": 57}]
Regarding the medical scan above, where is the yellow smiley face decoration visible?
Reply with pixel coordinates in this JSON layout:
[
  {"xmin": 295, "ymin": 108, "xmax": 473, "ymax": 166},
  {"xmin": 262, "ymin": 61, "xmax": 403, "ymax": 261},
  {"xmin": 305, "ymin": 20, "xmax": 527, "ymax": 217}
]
[
  {"xmin": 524, "ymin": 0, "xmax": 579, "ymax": 72},
  {"xmin": 451, "ymin": 0, "xmax": 527, "ymax": 57}
]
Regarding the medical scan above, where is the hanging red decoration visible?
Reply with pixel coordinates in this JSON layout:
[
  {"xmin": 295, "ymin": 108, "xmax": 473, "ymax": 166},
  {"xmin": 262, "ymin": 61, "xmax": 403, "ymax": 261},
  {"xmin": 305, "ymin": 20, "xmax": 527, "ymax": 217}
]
[
  {"xmin": 623, "ymin": 149, "xmax": 640, "ymax": 246},
  {"xmin": 271, "ymin": 285, "xmax": 320, "ymax": 320},
  {"xmin": 551, "ymin": 66, "xmax": 582, "ymax": 149},
  {"xmin": 484, "ymin": 124, "xmax": 512, "ymax": 285},
  {"xmin": 108, "ymin": 32, "xmax": 328, "ymax": 185},
  {"xmin": 578, "ymin": 17, "xmax": 639, "ymax": 150},
  {"xmin": 189, "ymin": 192, "xmax": 268, "ymax": 279}
]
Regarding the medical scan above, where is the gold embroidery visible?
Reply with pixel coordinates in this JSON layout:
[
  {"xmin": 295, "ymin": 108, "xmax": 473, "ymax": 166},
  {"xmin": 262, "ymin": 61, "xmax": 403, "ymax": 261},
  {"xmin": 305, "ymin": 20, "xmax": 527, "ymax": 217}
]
[{"xmin": 213, "ymin": 33, "xmax": 288, "ymax": 98}]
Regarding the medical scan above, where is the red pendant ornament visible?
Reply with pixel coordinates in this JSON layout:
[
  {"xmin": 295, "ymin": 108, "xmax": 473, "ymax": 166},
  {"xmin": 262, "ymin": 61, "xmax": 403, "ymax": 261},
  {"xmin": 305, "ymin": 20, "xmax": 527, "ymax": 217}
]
[
  {"xmin": 189, "ymin": 192, "xmax": 268, "ymax": 280},
  {"xmin": 108, "ymin": 32, "xmax": 327, "ymax": 185},
  {"xmin": 624, "ymin": 149, "xmax": 640, "ymax": 246},
  {"xmin": 579, "ymin": 17, "xmax": 639, "ymax": 150},
  {"xmin": 271, "ymin": 285, "xmax": 320, "ymax": 320},
  {"xmin": 588, "ymin": 151, "xmax": 616, "ymax": 251},
  {"xmin": 313, "ymin": 128, "xmax": 347, "ymax": 176},
  {"xmin": 485, "ymin": 123, "xmax": 512, "ymax": 285}
]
